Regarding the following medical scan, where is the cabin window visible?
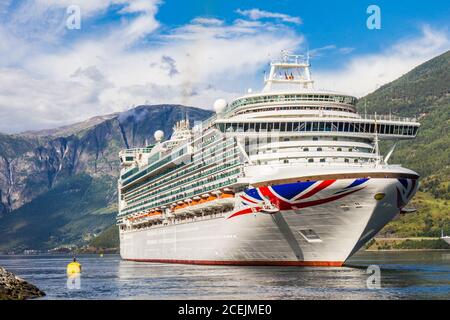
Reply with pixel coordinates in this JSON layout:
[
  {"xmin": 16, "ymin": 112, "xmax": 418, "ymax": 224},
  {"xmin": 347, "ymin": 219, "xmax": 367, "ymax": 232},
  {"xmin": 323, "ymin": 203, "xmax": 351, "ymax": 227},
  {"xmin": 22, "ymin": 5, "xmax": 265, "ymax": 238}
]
[
  {"xmin": 354, "ymin": 159, "xmax": 359, "ymax": 163},
  {"xmin": 304, "ymin": 147, "xmax": 309, "ymax": 152},
  {"xmin": 320, "ymin": 158, "xmax": 325, "ymax": 163},
  {"xmin": 317, "ymin": 147, "xmax": 322, "ymax": 151},
  {"xmin": 337, "ymin": 147, "xmax": 342, "ymax": 151},
  {"xmin": 312, "ymin": 136, "xmax": 318, "ymax": 141},
  {"xmin": 344, "ymin": 158, "xmax": 349, "ymax": 163},
  {"xmin": 308, "ymin": 159, "xmax": 314, "ymax": 163}
]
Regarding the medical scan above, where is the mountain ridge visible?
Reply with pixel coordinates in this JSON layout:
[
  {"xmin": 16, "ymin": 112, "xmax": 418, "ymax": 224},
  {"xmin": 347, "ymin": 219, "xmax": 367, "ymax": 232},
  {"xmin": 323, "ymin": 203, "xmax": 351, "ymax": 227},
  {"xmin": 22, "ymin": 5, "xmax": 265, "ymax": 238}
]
[{"xmin": 0, "ymin": 51, "xmax": 449, "ymax": 252}]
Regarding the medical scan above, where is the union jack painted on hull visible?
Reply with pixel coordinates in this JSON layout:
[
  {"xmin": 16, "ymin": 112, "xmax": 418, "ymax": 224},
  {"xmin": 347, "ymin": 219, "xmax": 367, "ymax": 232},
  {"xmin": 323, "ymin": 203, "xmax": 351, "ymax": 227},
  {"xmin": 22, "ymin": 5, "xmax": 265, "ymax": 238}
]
[
  {"xmin": 396, "ymin": 178, "xmax": 418, "ymax": 209},
  {"xmin": 230, "ymin": 178, "xmax": 369, "ymax": 219}
]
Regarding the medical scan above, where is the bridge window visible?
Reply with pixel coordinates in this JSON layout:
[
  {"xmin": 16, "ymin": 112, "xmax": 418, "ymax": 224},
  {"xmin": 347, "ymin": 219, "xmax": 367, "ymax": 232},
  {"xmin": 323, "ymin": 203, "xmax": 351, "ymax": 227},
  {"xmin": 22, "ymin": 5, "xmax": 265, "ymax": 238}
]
[
  {"xmin": 306, "ymin": 122, "xmax": 312, "ymax": 131},
  {"xmin": 218, "ymin": 121, "xmax": 417, "ymax": 137},
  {"xmin": 319, "ymin": 122, "xmax": 325, "ymax": 131},
  {"xmin": 286, "ymin": 122, "xmax": 293, "ymax": 131},
  {"xmin": 312, "ymin": 122, "xmax": 319, "ymax": 131}
]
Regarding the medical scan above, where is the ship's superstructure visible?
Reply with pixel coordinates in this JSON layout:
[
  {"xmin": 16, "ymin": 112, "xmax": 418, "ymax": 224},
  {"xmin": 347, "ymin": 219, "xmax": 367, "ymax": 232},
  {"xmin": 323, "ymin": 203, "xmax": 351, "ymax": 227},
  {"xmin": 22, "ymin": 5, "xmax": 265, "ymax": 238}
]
[{"xmin": 117, "ymin": 53, "xmax": 420, "ymax": 266}]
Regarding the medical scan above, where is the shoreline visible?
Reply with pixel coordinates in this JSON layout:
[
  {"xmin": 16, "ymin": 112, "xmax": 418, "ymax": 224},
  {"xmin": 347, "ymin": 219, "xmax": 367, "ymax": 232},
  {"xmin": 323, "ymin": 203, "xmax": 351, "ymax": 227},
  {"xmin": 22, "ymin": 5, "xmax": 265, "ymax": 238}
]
[{"xmin": 0, "ymin": 266, "xmax": 45, "ymax": 300}]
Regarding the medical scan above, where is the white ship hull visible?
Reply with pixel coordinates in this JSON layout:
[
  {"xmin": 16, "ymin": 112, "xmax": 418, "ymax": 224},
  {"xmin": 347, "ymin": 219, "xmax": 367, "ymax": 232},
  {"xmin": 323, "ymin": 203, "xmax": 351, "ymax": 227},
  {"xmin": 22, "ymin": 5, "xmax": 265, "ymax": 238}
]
[{"xmin": 120, "ymin": 176, "xmax": 418, "ymax": 266}]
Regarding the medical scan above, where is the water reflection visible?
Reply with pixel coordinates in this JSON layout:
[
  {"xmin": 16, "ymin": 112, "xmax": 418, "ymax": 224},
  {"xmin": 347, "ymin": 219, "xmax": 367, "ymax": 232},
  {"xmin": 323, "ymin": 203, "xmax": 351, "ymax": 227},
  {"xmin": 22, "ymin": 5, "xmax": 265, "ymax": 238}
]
[{"xmin": 0, "ymin": 251, "xmax": 449, "ymax": 299}]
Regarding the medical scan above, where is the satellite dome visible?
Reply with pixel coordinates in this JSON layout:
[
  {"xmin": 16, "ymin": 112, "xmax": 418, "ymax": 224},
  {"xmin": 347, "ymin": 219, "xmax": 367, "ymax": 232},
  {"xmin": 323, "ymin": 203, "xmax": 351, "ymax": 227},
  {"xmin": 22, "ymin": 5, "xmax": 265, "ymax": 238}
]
[
  {"xmin": 154, "ymin": 130, "xmax": 164, "ymax": 142},
  {"xmin": 213, "ymin": 99, "xmax": 227, "ymax": 114}
]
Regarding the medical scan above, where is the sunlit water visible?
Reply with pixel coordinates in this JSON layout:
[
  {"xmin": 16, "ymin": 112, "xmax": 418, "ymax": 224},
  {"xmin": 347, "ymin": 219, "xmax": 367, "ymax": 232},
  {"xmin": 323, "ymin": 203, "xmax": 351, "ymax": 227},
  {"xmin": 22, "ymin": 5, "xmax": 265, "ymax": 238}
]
[{"xmin": 1, "ymin": 251, "xmax": 449, "ymax": 299}]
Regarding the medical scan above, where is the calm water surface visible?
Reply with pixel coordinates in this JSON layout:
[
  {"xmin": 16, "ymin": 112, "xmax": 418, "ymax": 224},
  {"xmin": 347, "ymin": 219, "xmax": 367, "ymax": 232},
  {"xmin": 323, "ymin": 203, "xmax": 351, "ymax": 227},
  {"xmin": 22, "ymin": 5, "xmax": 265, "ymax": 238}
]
[{"xmin": 1, "ymin": 251, "xmax": 449, "ymax": 299}]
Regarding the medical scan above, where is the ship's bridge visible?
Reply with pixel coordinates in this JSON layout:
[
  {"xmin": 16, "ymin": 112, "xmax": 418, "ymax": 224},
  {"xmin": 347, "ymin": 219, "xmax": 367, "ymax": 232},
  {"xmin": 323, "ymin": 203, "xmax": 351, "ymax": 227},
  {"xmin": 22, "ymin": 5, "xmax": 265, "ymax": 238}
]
[
  {"xmin": 262, "ymin": 53, "xmax": 314, "ymax": 92},
  {"xmin": 220, "ymin": 53, "xmax": 357, "ymax": 119}
]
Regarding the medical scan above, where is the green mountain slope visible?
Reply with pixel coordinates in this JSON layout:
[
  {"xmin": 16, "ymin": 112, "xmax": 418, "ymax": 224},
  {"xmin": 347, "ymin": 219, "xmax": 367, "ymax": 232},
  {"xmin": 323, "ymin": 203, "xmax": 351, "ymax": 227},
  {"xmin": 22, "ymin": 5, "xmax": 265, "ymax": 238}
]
[
  {"xmin": 357, "ymin": 50, "xmax": 450, "ymax": 239},
  {"xmin": 0, "ymin": 174, "xmax": 116, "ymax": 252}
]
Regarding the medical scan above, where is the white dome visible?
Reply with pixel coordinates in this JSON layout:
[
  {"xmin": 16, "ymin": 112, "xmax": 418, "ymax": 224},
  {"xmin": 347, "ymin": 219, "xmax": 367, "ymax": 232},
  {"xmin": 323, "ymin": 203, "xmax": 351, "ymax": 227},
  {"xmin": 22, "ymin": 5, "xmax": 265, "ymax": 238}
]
[
  {"xmin": 213, "ymin": 99, "xmax": 227, "ymax": 114},
  {"xmin": 154, "ymin": 130, "xmax": 164, "ymax": 142}
]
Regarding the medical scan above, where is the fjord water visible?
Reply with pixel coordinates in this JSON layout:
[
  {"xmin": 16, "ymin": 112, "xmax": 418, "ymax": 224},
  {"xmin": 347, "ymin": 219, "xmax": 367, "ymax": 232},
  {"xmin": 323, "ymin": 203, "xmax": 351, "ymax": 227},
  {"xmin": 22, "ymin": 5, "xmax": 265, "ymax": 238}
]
[{"xmin": 0, "ymin": 251, "xmax": 449, "ymax": 299}]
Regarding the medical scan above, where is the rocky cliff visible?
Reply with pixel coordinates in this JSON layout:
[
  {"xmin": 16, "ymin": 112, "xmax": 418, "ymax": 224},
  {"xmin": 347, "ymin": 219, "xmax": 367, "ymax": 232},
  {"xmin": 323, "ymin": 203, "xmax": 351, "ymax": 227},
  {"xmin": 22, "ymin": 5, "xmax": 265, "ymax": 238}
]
[
  {"xmin": 0, "ymin": 105, "xmax": 213, "ymax": 251},
  {"xmin": 0, "ymin": 266, "xmax": 45, "ymax": 300}
]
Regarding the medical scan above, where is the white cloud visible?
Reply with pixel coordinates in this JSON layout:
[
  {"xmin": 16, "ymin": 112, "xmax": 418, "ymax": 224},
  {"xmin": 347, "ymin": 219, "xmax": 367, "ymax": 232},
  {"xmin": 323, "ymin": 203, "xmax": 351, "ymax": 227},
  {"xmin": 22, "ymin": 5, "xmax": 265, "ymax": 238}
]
[
  {"xmin": 314, "ymin": 26, "xmax": 450, "ymax": 97},
  {"xmin": 236, "ymin": 8, "xmax": 302, "ymax": 24},
  {"xmin": 1, "ymin": 2, "xmax": 448, "ymax": 134},
  {"xmin": 0, "ymin": 2, "xmax": 302, "ymax": 133},
  {"xmin": 191, "ymin": 17, "xmax": 224, "ymax": 26}
]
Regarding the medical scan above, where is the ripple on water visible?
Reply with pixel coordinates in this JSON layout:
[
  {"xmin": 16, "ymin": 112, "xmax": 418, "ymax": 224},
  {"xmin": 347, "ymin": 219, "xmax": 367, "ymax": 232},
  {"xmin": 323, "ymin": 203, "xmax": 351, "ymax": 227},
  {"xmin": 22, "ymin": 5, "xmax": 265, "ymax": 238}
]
[{"xmin": 0, "ymin": 251, "xmax": 449, "ymax": 300}]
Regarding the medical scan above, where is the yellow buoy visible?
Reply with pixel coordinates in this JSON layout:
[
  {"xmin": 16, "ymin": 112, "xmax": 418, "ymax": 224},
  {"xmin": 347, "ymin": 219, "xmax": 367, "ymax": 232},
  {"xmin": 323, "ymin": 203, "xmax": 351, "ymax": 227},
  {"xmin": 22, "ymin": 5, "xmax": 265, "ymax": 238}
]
[{"xmin": 66, "ymin": 259, "xmax": 82, "ymax": 275}]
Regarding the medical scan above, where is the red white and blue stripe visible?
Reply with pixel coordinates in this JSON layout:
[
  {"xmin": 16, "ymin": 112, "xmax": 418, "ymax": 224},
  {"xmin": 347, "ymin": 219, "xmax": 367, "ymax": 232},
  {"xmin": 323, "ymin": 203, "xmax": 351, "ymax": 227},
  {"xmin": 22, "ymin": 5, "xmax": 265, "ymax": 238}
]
[{"xmin": 229, "ymin": 178, "xmax": 369, "ymax": 219}]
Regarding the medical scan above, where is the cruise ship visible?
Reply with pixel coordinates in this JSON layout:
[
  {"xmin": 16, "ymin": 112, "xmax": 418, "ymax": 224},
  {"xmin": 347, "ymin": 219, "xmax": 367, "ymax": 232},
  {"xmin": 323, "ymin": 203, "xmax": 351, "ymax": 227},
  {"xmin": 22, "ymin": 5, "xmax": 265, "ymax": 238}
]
[{"xmin": 117, "ymin": 53, "xmax": 420, "ymax": 266}]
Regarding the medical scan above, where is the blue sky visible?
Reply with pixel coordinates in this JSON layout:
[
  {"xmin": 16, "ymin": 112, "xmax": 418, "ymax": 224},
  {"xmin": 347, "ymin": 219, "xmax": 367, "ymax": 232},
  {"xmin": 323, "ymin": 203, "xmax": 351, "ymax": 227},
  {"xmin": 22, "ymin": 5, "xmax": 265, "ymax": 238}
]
[{"xmin": 0, "ymin": 0, "xmax": 449, "ymax": 133}]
